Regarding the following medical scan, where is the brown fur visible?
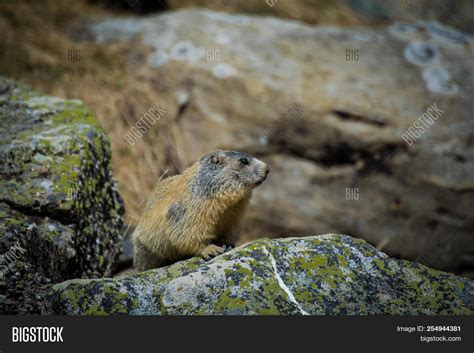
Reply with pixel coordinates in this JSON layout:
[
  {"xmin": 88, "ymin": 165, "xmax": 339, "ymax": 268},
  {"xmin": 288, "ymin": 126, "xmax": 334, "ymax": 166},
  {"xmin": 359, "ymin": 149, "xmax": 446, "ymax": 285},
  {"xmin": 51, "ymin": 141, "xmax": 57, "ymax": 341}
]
[{"xmin": 133, "ymin": 150, "xmax": 269, "ymax": 271}]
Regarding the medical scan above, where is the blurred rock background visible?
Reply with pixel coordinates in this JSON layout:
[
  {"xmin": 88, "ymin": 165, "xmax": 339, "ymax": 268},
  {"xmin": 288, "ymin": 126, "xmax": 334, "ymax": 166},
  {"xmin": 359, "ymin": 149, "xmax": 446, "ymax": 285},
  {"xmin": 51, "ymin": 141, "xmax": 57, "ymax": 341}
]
[{"xmin": 0, "ymin": 0, "xmax": 473, "ymax": 277}]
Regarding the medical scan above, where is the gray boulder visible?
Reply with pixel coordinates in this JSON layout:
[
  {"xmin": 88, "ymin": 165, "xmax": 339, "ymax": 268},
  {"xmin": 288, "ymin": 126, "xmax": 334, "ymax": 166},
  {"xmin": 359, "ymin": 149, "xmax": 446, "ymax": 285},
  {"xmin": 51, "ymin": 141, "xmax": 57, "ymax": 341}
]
[
  {"xmin": 45, "ymin": 234, "xmax": 473, "ymax": 315},
  {"xmin": 0, "ymin": 78, "xmax": 124, "ymax": 314}
]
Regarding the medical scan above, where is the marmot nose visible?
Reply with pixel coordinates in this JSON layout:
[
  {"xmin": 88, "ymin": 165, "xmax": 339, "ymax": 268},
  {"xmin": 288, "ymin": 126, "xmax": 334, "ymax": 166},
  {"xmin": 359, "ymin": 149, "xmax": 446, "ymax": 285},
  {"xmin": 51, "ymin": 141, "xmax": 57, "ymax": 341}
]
[{"xmin": 265, "ymin": 165, "xmax": 270, "ymax": 176}]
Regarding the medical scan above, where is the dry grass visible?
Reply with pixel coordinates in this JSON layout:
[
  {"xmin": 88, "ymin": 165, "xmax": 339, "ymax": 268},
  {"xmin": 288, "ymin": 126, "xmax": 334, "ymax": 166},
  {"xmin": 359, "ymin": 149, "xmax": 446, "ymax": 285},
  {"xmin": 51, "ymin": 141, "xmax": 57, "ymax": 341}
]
[
  {"xmin": 0, "ymin": 0, "xmax": 176, "ymax": 224},
  {"xmin": 168, "ymin": 0, "xmax": 366, "ymax": 26},
  {"xmin": 0, "ymin": 0, "xmax": 366, "ymax": 227}
]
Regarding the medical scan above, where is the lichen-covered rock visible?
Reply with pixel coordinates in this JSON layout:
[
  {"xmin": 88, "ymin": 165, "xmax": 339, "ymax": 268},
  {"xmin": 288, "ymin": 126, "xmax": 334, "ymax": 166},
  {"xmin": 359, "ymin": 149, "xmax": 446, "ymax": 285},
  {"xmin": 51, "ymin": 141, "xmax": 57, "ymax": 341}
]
[
  {"xmin": 0, "ymin": 77, "xmax": 124, "ymax": 314},
  {"xmin": 45, "ymin": 234, "xmax": 473, "ymax": 315}
]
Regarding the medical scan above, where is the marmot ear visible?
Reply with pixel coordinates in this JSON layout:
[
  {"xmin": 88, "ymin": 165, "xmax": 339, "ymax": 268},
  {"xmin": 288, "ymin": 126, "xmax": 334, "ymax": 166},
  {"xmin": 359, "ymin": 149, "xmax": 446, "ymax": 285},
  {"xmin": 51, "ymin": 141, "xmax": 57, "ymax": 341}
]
[{"xmin": 211, "ymin": 153, "xmax": 225, "ymax": 165}]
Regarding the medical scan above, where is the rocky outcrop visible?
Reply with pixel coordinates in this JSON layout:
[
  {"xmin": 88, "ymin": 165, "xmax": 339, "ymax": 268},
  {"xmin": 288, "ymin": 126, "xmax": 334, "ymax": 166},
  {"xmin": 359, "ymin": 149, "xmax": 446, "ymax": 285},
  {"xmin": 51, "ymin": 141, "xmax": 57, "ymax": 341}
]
[
  {"xmin": 44, "ymin": 234, "xmax": 473, "ymax": 315},
  {"xmin": 0, "ymin": 80, "xmax": 471, "ymax": 316},
  {"xmin": 0, "ymin": 78, "xmax": 124, "ymax": 314},
  {"xmin": 83, "ymin": 10, "xmax": 474, "ymax": 276}
]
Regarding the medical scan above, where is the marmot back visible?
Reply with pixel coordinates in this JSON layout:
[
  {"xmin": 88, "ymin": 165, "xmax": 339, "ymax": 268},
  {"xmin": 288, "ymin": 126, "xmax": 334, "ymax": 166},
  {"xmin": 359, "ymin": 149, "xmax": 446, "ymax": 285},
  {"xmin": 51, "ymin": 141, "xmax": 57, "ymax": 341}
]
[{"xmin": 133, "ymin": 150, "xmax": 270, "ymax": 271}]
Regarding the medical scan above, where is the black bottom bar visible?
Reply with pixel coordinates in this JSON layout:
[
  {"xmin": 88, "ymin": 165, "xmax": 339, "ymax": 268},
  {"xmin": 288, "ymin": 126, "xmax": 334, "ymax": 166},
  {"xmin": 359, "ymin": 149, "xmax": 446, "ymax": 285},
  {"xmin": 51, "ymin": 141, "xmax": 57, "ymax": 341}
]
[{"xmin": 0, "ymin": 316, "xmax": 472, "ymax": 353}]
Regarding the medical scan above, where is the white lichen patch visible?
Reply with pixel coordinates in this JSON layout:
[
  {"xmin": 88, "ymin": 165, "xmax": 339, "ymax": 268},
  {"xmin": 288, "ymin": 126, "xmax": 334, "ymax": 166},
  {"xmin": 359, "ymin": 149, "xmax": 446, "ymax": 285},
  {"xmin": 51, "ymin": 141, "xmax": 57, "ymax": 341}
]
[
  {"xmin": 352, "ymin": 32, "xmax": 370, "ymax": 41},
  {"xmin": 388, "ymin": 23, "xmax": 421, "ymax": 40},
  {"xmin": 422, "ymin": 66, "xmax": 458, "ymax": 94},
  {"xmin": 344, "ymin": 244, "xmax": 379, "ymax": 277},
  {"xmin": 147, "ymin": 52, "xmax": 169, "ymax": 68},
  {"xmin": 319, "ymin": 282, "xmax": 333, "ymax": 296},
  {"xmin": 212, "ymin": 63, "xmax": 237, "ymax": 79},
  {"xmin": 30, "ymin": 126, "xmax": 74, "ymax": 153},
  {"xmin": 202, "ymin": 11, "xmax": 252, "ymax": 26},
  {"xmin": 286, "ymin": 240, "xmax": 311, "ymax": 254},
  {"xmin": 425, "ymin": 21, "xmax": 474, "ymax": 45},
  {"xmin": 390, "ymin": 21, "xmax": 474, "ymax": 45},
  {"xmin": 161, "ymin": 261, "xmax": 228, "ymax": 311},
  {"xmin": 318, "ymin": 233, "xmax": 339, "ymax": 241},
  {"xmin": 387, "ymin": 259, "xmax": 401, "ymax": 273},
  {"xmin": 129, "ymin": 279, "xmax": 160, "ymax": 315},
  {"xmin": 24, "ymin": 123, "xmax": 92, "ymax": 154},
  {"xmin": 39, "ymin": 179, "xmax": 53, "ymax": 190},
  {"xmin": 175, "ymin": 90, "xmax": 189, "ymax": 106},
  {"xmin": 403, "ymin": 41, "xmax": 438, "ymax": 66},
  {"xmin": 215, "ymin": 32, "xmax": 232, "ymax": 45},
  {"xmin": 47, "ymin": 224, "xmax": 58, "ymax": 231},
  {"xmin": 33, "ymin": 153, "xmax": 53, "ymax": 163},
  {"xmin": 25, "ymin": 96, "xmax": 67, "ymax": 109},
  {"xmin": 402, "ymin": 267, "xmax": 422, "ymax": 283},
  {"xmin": 170, "ymin": 40, "xmax": 205, "ymax": 62},
  {"xmin": 91, "ymin": 18, "xmax": 154, "ymax": 43}
]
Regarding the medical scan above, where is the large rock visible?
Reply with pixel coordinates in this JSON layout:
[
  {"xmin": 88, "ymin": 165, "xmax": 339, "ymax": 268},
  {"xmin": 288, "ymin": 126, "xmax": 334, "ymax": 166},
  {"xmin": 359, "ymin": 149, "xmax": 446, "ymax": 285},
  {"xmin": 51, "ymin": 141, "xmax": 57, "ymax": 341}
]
[
  {"xmin": 44, "ymin": 234, "xmax": 473, "ymax": 315},
  {"xmin": 83, "ymin": 10, "xmax": 474, "ymax": 276},
  {"xmin": 347, "ymin": 0, "xmax": 474, "ymax": 32},
  {"xmin": 0, "ymin": 78, "xmax": 124, "ymax": 314}
]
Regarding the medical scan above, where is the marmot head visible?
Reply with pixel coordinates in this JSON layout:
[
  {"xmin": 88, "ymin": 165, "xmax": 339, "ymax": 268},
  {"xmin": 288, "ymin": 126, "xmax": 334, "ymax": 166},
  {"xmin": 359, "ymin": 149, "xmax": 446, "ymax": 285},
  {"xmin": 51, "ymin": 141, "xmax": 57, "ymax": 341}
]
[{"xmin": 191, "ymin": 150, "xmax": 270, "ymax": 199}]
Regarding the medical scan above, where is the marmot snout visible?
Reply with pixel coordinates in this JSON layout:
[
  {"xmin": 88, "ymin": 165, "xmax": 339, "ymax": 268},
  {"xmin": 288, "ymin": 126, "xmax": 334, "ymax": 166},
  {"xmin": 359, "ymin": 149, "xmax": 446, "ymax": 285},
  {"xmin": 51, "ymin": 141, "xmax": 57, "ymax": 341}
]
[{"xmin": 133, "ymin": 150, "xmax": 269, "ymax": 271}]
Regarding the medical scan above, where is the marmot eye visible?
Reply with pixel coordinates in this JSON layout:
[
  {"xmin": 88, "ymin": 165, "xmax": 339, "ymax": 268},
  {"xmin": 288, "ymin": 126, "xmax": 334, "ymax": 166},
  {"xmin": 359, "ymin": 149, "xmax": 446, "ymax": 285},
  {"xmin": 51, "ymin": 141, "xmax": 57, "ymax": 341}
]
[{"xmin": 239, "ymin": 158, "xmax": 249, "ymax": 166}]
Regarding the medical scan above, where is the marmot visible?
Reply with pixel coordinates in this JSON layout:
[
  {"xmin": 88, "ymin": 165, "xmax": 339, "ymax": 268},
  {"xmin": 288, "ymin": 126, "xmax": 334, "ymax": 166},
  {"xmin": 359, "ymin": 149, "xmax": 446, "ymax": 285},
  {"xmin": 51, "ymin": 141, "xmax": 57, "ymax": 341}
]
[{"xmin": 133, "ymin": 150, "xmax": 270, "ymax": 271}]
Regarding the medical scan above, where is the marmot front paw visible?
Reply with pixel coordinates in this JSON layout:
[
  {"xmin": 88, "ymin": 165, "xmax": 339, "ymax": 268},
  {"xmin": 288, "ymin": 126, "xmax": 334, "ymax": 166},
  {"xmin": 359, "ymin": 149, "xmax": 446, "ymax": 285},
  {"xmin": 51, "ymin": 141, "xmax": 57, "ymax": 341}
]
[{"xmin": 200, "ymin": 244, "xmax": 226, "ymax": 260}]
